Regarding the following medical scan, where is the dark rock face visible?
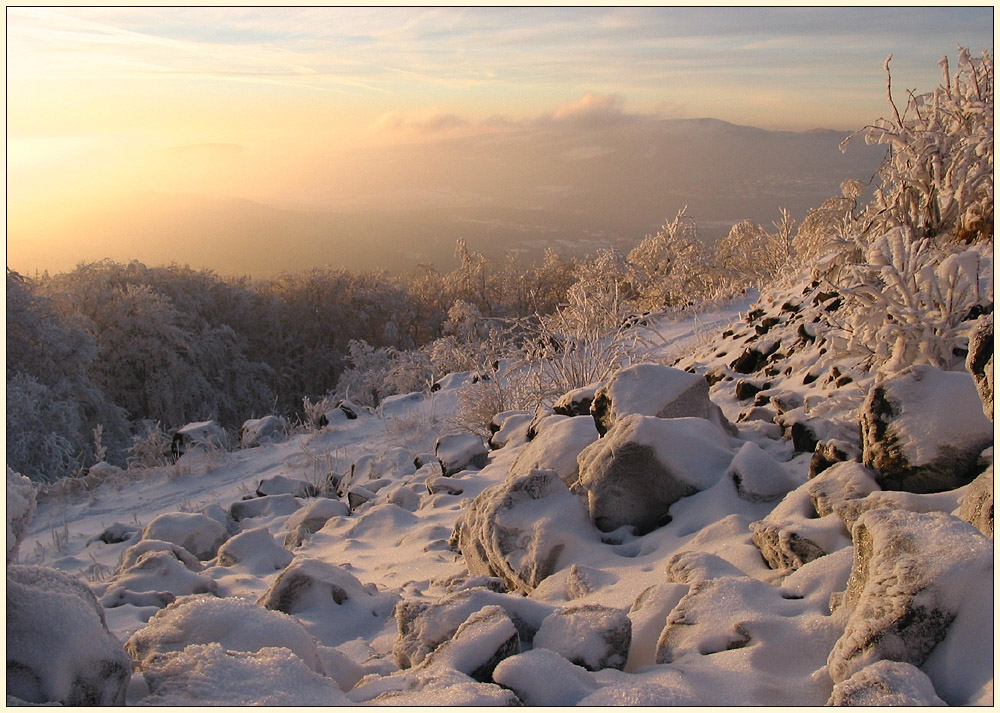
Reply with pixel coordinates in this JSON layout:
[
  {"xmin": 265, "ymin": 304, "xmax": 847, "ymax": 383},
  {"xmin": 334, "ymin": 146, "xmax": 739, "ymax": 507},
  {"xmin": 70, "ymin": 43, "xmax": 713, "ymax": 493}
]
[
  {"xmin": 553, "ymin": 383, "xmax": 601, "ymax": 417},
  {"xmin": 808, "ymin": 439, "xmax": 860, "ymax": 479},
  {"xmin": 534, "ymin": 604, "xmax": 632, "ymax": 671},
  {"xmin": 730, "ymin": 343, "xmax": 778, "ymax": 374},
  {"xmin": 966, "ymin": 313, "xmax": 993, "ymax": 420},
  {"xmin": 735, "ymin": 379, "xmax": 764, "ymax": 401},
  {"xmin": 827, "ymin": 510, "xmax": 993, "ymax": 689},
  {"xmin": 7, "ymin": 566, "xmax": 132, "ymax": 706},
  {"xmin": 860, "ymin": 366, "xmax": 992, "ymax": 493}
]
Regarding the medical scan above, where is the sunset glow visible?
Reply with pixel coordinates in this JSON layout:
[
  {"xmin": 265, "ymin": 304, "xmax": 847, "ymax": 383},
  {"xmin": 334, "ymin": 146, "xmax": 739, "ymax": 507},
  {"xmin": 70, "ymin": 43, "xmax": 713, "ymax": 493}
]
[{"xmin": 6, "ymin": 6, "xmax": 993, "ymax": 276}]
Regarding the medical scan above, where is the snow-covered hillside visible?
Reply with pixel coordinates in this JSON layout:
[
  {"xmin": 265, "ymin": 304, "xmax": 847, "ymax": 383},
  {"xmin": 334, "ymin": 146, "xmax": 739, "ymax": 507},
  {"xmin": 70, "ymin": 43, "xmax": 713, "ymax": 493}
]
[{"xmin": 8, "ymin": 281, "xmax": 993, "ymax": 706}]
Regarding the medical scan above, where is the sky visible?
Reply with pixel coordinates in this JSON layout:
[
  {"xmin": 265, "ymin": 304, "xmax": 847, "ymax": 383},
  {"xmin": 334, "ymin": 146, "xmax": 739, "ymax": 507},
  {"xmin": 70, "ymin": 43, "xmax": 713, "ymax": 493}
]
[{"xmin": 6, "ymin": 6, "xmax": 994, "ymax": 276}]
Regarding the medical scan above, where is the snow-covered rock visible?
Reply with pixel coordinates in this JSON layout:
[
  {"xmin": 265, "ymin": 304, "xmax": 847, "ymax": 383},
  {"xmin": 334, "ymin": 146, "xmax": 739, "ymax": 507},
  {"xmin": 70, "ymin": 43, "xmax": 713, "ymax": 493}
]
[
  {"xmin": 552, "ymin": 381, "xmax": 602, "ymax": 417},
  {"xmin": 828, "ymin": 660, "xmax": 946, "ymax": 706},
  {"xmin": 238, "ymin": 415, "xmax": 289, "ymax": 448},
  {"xmin": 257, "ymin": 556, "xmax": 398, "ymax": 624},
  {"xmin": 488, "ymin": 409, "xmax": 533, "ymax": 450},
  {"xmin": 625, "ymin": 583, "xmax": 689, "ymax": 671},
  {"xmin": 171, "ymin": 420, "xmax": 228, "ymax": 457},
  {"xmin": 126, "ymin": 594, "xmax": 323, "ymax": 673},
  {"xmin": 136, "ymin": 642, "xmax": 351, "ymax": 706},
  {"xmin": 533, "ymin": 604, "xmax": 632, "ymax": 671},
  {"xmin": 140, "ymin": 511, "xmax": 228, "ymax": 560},
  {"xmin": 508, "ymin": 415, "xmax": 598, "ymax": 486},
  {"xmin": 120, "ymin": 538, "xmax": 204, "ymax": 573},
  {"xmin": 8, "ymin": 565, "xmax": 132, "ymax": 705},
  {"xmin": 808, "ymin": 438, "xmax": 860, "ymax": 479},
  {"xmin": 452, "ymin": 468, "xmax": 599, "ymax": 593},
  {"xmin": 228, "ymin": 493, "xmax": 301, "ymax": 522},
  {"xmin": 7, "ymin": 467, "xmax": 36, "ymax": 564},
  {"xmin": 726, "ymin": 441, "xmax": 801, "ymax": 502},
  {"xmin": 102, "ymin": 548, "xmax": 218, "ymax": 603},
  {"xmin": 827, "ymin": 509, "xmax": 993, "ymax": 704},
  {"xmin": 966, "ymin": 312, "xmax": 993, "ymax": 420},
  {"xmin": 860, "ymin": 365, "xmax": 993, "ymax": 492},
  {"xmin": 576, "ymin": 414, "xmax": 735, "ymax": 533},
  {"xmin": 418, "ymin": 604, "xmax": 519, "ymax": 682},
  {"xmin": 750, "ymin": 462, "xmax": 873, "ymax": 571},
  {"xmin": 255, "ymin": 474, "xmax": 317, "ymax": 498},
  {"xmin": 590, "ymin": 363, "xmax": 735, "ymax": 436},
  {"xmin": 492, "ymin": 648, "xmax": 598, "ymax": 705},
  {"xmin": 435, "ymin": 432, "xmax": 488, "ymax": 476},
  {"xmin": 392, "ymin": 586, "xmax": 554, "ymax": 669},
  {"xmin": 215, "ymin": 526, "xmax": 292, "ymax": 571},
  {"xmin": 280, "ymin": 497, "xmax": 350, "ymax": 548},
  {"xmin": 89, "ymin": 521, "xmax": 140, "ymax": 545},
  {"xmin": 958, "ymin": 464, "xmax": 993, "ymax": 538}
]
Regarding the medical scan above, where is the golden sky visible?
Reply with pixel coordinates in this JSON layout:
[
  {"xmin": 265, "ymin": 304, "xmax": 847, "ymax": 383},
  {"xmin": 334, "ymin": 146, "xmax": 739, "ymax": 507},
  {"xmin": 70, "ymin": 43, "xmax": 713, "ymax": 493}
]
[{"xmin": 6, "ymin": 7, "xmax": 993, "ymax": 276}]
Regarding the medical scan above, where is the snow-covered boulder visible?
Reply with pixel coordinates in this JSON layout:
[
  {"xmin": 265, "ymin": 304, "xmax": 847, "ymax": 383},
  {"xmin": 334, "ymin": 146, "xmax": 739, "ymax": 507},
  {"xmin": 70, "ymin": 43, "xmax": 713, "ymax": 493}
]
[
  {"xmin": 228, "ymin": 493, "xmax": 301, "ymax": 522},
  {"xmin": 827, "ymin": 509, "xmax": 993, "ymax": 703},
  {"xmin": 654, "ymin": 572, "xmax": 841, "ymax": 687},
  {"xmin": 7, "ymin": 467, "xmax": 36, "ymax": 564},
  {"xmin": 120, "ymin": 538, "xmax": 204, "ymax": 573},
  {"xmin": 136, "ymin": 643, "xmax": 351, "ymax": 706},
  {"xmin": 726, "ymin": 441, "xmax": 801, "ymax": 502},
  {"xmin": 418, "ymin": 604, "xmax": 520, "ymax": 682},
  {"xmin": 828, "ymin": 660, "xmax": 946, "ymax": 706},
  {"xmin": 126, "ymin": 594, "xmax": 323, "ymax": 673},
  {"xmin": 435, "ymin": 432, "xmax": 488, "ymax": 476},
  {"xmin": 576, "ymin": 415, "xmax": 735, "ymax": 534},
  {"xmin": 238, "ymin": 415, "xmax": 289, "ymax": 448},
  {"xmin": 280, "ymin": 498, "xmax": 349, "ymax": 548},
  {"xmin": 86, "ymin": 460, "xmax": 121, "ymax": 479},
  {"xmin": 533, "ymin": 604, "xmax": 632, "ymax": 671},
  {"xmin": 257, "ymin": 556, "xmax": 397, "ymax": 624},
  {"xmin": 392, "ymin": 586, "xmax": 554, "ymax": 669},
  {"xmin": 553, "ymin": 381, "xmax": 602, "ymax": 417},
  {"xmin": 8, "ymin": 565, "xmax": 132, "ymax": 705},
  {"xmin": 171, "ymin": 420, "xmax": 228, "ymax": 458},
  {"xmin": 590, "ymin": 363, "xmax": 735, "ymax": 436},
  {"xmin": 255, "ymin": 474, "xmax": 317, "ymax": 498},
  {"xmin": 626, "ymin": 583, "xmax": 689, "ymax": 670},
  {"xmin": 488, "ymin": 409, "xmax": 533, "ymax": 450},
  {"xmin": 141, "ymin": 511, "xmax": 228, "ymax": 560},
  {"xmin": 834, "ymin": 487, "xmax": 970, "ymax": 533},
  {"xmin": 347, "ymin": 662, "xmax": 521, "ymax": 706},
  {"xmin": 492, "ymin": 648, "xmax": 598, "ymax": 705},
  {"xmin": 749, "ymin": 462, "xmax": 875, "ymax": 571},
  {"xmin": 215, "ymin": 526, "xmax": 292, "ymax": 571},
  {"xmin": 965, "ymin": 312, "xmax": 993, "ymax": 420},
  {"xmin": 808, "ymin": 438, "xmax": 860, "ymax": 479},
  {"xmin": 452, "ymin": 469, "xmax": 599, "ymax": 593},
  {"xmin": 860, "ymin": 365, "xmax": 993, "ymax": 492},
  {"xmin": 508, "ymin": 415, "xmax": 598, "ymax": 486},
  {"xmin": 102, "ymin": 548, "xmax": 218, "ymax": 603},
  {"xmin": 89, "ymin": 521, "xmax": 140, "ymax": 545},
  {"xmin": 958, "ymin": 465, "xmax": 993, "ymax": 538}
]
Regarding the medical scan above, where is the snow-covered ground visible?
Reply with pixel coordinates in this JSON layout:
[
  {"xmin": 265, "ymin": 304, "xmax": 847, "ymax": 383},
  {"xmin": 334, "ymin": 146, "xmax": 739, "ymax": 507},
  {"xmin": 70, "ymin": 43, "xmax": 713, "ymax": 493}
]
[{"xmin": 10, "ymin": 286, "xmax": 993, "ymax": 706}]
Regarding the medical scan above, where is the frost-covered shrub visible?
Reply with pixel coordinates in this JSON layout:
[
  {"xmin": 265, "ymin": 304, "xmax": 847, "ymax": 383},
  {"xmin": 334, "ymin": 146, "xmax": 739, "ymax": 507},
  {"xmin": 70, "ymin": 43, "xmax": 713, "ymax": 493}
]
[
  {"xmin": 718, "ymin": 208, "xmax": 798, "ymax": 288},
  {"xmin": 126, "ymin": 421, "xmax": 173, "ymax": 468},
  {"xmin": 843, "ymin": 48, "xmax": 993, "ymax": 243},
  {"xmin": 335, "ymin": 339, "xmax": 433, "ymax": 408}
]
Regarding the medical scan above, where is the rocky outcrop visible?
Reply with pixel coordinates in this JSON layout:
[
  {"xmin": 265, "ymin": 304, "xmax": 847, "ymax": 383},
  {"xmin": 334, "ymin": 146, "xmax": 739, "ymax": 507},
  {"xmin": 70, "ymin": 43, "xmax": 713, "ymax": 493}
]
[
  {"xmin": 860, "ymin": 365, "xmax": 992, "ymax": 493},
  {"xmin": 577, "ymin": 414, "xmax": 734, "ymax": 534},
  {"xmin": 8, "ymin": 565, "xmax": 132, "ymax": 705}
]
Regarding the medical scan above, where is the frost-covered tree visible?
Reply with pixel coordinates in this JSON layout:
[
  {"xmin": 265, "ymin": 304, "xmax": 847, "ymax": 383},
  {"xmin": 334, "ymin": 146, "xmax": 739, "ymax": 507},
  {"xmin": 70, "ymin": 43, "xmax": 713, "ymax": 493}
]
[{"xmin": 844, "ymin": 48, "xmax": 993, "ymax": 243}]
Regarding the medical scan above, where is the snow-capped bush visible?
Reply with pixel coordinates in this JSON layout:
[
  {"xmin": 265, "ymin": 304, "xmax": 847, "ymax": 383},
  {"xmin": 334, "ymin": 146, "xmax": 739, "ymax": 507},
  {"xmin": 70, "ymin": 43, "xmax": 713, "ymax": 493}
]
[{"xmin": 843, "ymin": 48, "xmax": 993, "ymax": 243}]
